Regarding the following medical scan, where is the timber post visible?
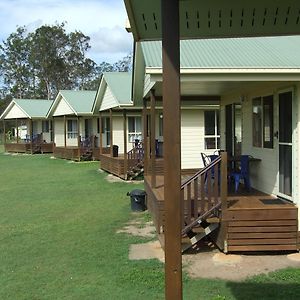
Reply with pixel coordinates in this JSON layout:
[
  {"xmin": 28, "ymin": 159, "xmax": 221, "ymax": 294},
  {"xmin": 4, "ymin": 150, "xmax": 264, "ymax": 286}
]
[
  {"xmin": 99, "ymin": 114, "xmax": 102, "ymax": 155},
  {"xmin": 16, "ymin": 118, "xmax": 19, "ymax": 144},
  {"xmin": 52, "ymin": 118, "xmax": 55, "ymax": 153},
  {"xmin": 220, "ymin": 151, "xmax": 228, "ymax": 212},
  {"xmin": 150, "ymin": 90, "xmax": 156, "ymax": 188},
  {"xmin": 220, "ymin": 151, "xmax": 228, "ymax": 252},
  {"xmin": 143, "ymin": 98, "xmax": 148, "ymax": 175},
  {"xmin": 64, "ymin": 115, "xmax": 67, "ymax": 149},
  {"xmin": 162, "ymin": 0, "xmax": 182, "ymax": 299},
  {"xmin": 30, "ymin": 119, "xmax": 33, "ymax": 154},
  {"xmin": 3, "ymin": 120, "xmax": 6, "ymax": 151},
  {"xmin": 77, "ymin": 117, "xmax": 80, "ymax": 161},
  {"xmin": 123, "ymin": 110, "xmax": 128, "ymax": 179},
  {"xmin": 110, "ymin": 109, "xmax": 113, "ymax": 157}
]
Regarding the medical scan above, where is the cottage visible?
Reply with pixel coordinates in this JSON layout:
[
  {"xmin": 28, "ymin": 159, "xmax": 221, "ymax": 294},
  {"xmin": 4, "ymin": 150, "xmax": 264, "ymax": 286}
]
[
  {"xmin": 125, "ymin": 0, "xmax": 300, "ymax": 297},
  {"xmin": 0, "ymin": 99, "xmax": 54, "ymax": 154},
  {"xmin": 93, "ymin": 72, "xmax": 144, "ymax": 179},
  {"xmin": 47, "ymin": 90, "xmax": 99, "ymax": 161}
]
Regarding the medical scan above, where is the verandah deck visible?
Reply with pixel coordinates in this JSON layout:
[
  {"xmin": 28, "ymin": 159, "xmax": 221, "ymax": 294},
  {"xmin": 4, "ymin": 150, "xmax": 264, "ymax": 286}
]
[
  {"xmin": 144, "ymin": 175, "xmax": 299, "ymax": 253},
  {"xmin": 4, "ymin": 142, "xmax": 54, "ymax": 154},
  {"xmin": 53, "ymin": 146, "xmax": 109, "ymax": 161}
]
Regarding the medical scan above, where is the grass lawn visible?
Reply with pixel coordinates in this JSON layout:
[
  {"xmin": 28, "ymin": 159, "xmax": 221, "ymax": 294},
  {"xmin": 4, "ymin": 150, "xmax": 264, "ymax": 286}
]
[{"xmin": 0, "ymin": 149, "xmax": 299, "ymax": 299}]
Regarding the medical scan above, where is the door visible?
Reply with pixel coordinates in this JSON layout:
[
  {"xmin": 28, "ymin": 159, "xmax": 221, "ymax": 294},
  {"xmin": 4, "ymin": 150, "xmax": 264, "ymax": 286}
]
[
  {"xmin": 225, "ymin": 103, "xmax": 242, "ymax": 156},
  {"xmin": 278, "ymin": 91, "xmax": 293, "ymax": 199}
]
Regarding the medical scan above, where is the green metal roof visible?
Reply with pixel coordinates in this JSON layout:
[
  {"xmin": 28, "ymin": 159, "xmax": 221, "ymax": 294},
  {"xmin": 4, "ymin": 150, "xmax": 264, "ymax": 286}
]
[
  {"xmin": 125, "ymin": 0, "xmax": 300, "ymax": 41},
  {"xmin": 102, "ymin": 72, "xmax": 132, "ymax": 105},
  {"xmin": 60, "ymin": 90, "xmax": 97, "ymax": 113},
  {"xmin": 14, "ymin": 99, "xmax": 53, "ymax": 118},
  {"xmin": 141, "ymin": 36, "xmax": 300, "ymax": 69}
]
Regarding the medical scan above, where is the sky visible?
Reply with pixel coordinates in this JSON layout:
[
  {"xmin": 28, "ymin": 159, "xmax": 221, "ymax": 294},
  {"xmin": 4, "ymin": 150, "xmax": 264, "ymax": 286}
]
[{"xmin": 0, "ymin": 0, "xmax": 133, "ymax": 64}]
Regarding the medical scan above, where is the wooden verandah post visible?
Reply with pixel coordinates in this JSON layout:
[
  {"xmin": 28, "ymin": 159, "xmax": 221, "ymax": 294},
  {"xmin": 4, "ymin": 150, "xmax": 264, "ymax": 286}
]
[
  {"xmin": 30, "ymin": 119, "xmax": 33, "ymax": 154},
  {"xmin": 150, "ymin": 90, "xmax": 156, "ymax": 188},
  {"xmin": 99, "ymin": 113, "xmax": 103, "ymax": 155},
  {"xmin": 162, "ymin": 0, "xmax": 182, "ymax": 299},
  {"xmin": 15, "ymin": 118, "xmax": 19, "ymax": 144},
  {"xmin": 77, "ymin": 116, "xmax": 80, "ymax": 161},
  {"xmin": 110, "ymin": 109, "xmax": 113, "ymax": 157},
  {"xmin": 123, "ymin": 110, "xmax": 128, "ymax": 179},
  {"xmin": 52, "ymin": 118, "xmax": 55, "ymax": 153},
  {"xmin": 142, "ymin": 99, "xmax": 148, "ymax": 175},
  {"xmin": 3, "ymin": 120, "xmax": 6, "ymax": 151},
  {"xmin": 64, "ymin": 115, "xmax": 67, "ymax": 149}
]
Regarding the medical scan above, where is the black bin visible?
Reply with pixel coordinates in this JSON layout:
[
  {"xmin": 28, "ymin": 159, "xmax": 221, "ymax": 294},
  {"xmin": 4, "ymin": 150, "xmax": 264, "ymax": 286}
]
[
  {"xmin": 127, "ymin": 189, "xmax": 146, "ymax": 212},
  {"xmin": 112, "ymin": 145, "xmax": 118, "ymax": 157}
]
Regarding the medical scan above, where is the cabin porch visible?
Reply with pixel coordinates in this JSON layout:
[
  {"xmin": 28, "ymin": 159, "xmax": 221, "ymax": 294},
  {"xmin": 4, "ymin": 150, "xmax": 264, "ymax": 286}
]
[
  {"xmin": 4, "ymin": 141, "xmax": 54, "ymax": 154},
  {"xmin": 144, "ymin": 155, "xmax": 299, "ymax": 253},
  {"xmin": 53, "ymin": 146, "xmax": 109, "ymax": 161}
]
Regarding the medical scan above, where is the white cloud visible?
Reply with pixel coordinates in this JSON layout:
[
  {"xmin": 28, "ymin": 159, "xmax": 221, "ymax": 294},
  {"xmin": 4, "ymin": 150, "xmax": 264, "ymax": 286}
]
[{"xmin": 0, "ymin": 0, "xmax": 133, "ymax": 63}]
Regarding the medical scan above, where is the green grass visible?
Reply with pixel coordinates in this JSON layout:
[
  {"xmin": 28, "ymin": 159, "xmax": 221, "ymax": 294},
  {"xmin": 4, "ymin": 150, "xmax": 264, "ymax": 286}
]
[{"xmin": 0, "ymin": 151, "xmax": 299, "ymax": 299}]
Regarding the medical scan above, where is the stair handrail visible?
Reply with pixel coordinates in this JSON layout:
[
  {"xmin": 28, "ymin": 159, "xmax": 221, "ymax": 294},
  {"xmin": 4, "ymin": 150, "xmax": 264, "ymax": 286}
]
[
  {"xmin": 180, "ymin": 155, "xmax": 223, "ymax": 233},
  {"xmin": 181, "ymin": 156, "xmax": 221, "ymax": 188},
  {"xmin": 127, "ymin": 140, "xmax": 144, "ymax": 162}
]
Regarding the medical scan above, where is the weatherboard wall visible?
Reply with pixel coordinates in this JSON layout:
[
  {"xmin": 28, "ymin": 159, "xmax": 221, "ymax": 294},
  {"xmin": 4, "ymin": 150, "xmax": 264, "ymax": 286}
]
[
  {"xmin": 5, "ymin": 104, "xmax": 28, "ymax": 119},
  {"xmin": 53, "ymin": 97, "xmax": 74, "ymax": 116},
  {"xmin": 100, "ymin": 85, "xmax": 118, "ymax": 111},
  {"xmin": 220, "ymin": 81, "xmax": 299, "ymax": 203}
]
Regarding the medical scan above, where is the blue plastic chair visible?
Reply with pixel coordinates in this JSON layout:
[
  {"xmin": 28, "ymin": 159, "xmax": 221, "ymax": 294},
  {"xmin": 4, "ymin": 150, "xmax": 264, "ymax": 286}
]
[{"xmin": 230, "ymin": 155, "xmax": 251, "ymax": 193}]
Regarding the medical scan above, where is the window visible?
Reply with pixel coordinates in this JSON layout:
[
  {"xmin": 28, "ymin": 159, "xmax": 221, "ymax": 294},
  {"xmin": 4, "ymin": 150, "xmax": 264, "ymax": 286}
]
[
  {"xmin": 204, "ymin": 110, "xmax": 220, "ymax": 149},
  {"xmin": 252, "ymin": 95, "xmax": 273, "ymax": 148},
  {"xmin": 101, "ymin": 117, "xmax": 110, "ymax": 146},
  {"xmin": 42, "ymin": 120, "xmax": 50, "ymax": 133},
  {"xmin": 67, "ymin": 119, "xmax": 78, "ymax": 139},
  {"xmin": 128, "ymin": 116, "xmax": 142, "ymax": 143},
  {"xmin": 158, "ymin": 113, "xmax": 163, "ymax": 137}
]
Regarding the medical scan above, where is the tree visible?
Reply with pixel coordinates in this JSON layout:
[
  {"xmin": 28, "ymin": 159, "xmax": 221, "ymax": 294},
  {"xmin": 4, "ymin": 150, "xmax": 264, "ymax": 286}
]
[
  {"xmin": 113, "ymin": 53, "xmax": 133, "ymax": 72},
  {"xmin": 0, "ymin": 23, "xmax": 98, "ymax": 99},
  {"xmin": 0, "ymin": 27, "xmax": 34, "ymax": 99}
]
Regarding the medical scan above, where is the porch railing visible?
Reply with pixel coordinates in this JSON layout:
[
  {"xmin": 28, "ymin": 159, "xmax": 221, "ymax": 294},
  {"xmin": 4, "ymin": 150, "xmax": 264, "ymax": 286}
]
[
  {"xmin": 181, "ymin": 154, "xmax": 227, "ymax": 234},
  {"xmin": 80, "ymin": 135, "xmax": 96, "ymax": 149},
  {"xmin": 125, "ymin": 141, "xmax": 144, "ymax": 179}
]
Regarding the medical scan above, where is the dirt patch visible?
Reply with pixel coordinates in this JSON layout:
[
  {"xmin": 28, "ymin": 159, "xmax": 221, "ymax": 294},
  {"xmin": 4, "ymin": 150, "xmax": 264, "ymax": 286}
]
[
  {"xmin": 184, "ymin": 249, "xmax": 300, "ymax": 281},
  {"xmin": 120, "ymin": 217, "xmax": 300, "ymax": 280},
  {"xmin": 105, "ymin": 173, "xmax": 143, "ymax": 184},
  {"xmin": 117, "ymin": 217, "xmax": 156, "ymax": 238},
  {"xmin": 117, "ymin": 221, "xmax": 155, "ymax": 238},
  {"xmin": 129, "ymin": 241, "xmax": 164, "ymax": 262},
  {"xmin": 127, "ymin": 239, "xmax": 300, "ymax": 280}
]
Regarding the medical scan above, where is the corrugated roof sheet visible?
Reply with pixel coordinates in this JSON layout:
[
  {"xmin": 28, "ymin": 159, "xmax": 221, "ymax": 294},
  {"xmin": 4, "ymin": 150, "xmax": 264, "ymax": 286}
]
[
  {"xmin": 102, "ymin": 72, "xmax": 132, "ymax": 105},
  {"xmin": 14, "ymin": 99, "xmax": 53, "ymax": 118},
  {"xmin": 60, "ymin": 90, "xmax": 96, "ymax": 113},
  {"xmin": 141, "ymin": 36, "xmax": 300, "ymax": 69}
]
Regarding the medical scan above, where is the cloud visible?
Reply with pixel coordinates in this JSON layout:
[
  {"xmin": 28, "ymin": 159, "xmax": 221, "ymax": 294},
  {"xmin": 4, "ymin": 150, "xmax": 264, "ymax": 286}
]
[
  {"xmin": 90, "ymin": 26, "xmax": 132, "ymax": 54},
  {"xmin": 0, "ymin": 0, "xmax": 132, "ymax": 63}
]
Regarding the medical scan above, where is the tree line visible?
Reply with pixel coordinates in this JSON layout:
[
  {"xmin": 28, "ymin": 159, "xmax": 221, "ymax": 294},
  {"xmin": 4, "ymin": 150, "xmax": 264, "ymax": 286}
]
[{"xmin": 0, "ymin": 22, "xmax": 132, "ymax": 112}]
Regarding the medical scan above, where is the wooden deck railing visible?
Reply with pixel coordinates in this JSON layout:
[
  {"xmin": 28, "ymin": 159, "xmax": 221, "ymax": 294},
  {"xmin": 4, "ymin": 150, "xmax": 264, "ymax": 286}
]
[
  {"xmin": 125, "ymin": 141, "xmax": 144, "ymax": 178},
  {"xmin": 181, "ymin": 154, "xmax": 227, "ymax": 234}
]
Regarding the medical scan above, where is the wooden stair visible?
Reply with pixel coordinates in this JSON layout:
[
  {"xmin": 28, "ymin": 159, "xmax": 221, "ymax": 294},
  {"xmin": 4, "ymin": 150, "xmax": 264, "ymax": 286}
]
[
  {"xmin": 81, "ymin": 149, "xmax": 93, "ymax": 161},
  {"xmin": 180, "ymin": 156, "xmax": 223, "ymax": 252},
  {"xmin": 181, "ymin": 204, "xmax": 221, "ymax": 253},
  {"xmin": 127, "ymin": 162, "xmax": 144, "ymax": 180}
]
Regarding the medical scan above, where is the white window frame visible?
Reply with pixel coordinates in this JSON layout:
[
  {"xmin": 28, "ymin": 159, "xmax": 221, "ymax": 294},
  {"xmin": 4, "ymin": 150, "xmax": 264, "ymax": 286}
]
[
  {"xmin": 128, "ymin": 116, "xmax": 142, "ymax": 143},
  {"xmin": 67, "ymin": 119, "xmax": 78, "ymax": 139},
  {"xmin": 204, "ymin": 110, "xmax": 220, "ymax": 150}
]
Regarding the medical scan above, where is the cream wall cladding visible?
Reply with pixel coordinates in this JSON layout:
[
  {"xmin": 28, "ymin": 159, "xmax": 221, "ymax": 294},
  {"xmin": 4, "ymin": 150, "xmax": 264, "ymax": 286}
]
[
  {"xmin": 5, "ymin": 104, "xmax": 28, "ymax": 119},
  {"xmin": 53, "ymin": 97, "xmax": 74, "ymax": 116},
  {"xmin": 221, "ymin": 81, "xmax": 298, "ymax": 198},
  {"xmin": 181, "ymin": 109, "xmax": 205, "ymax": 170},
  {"xmin": 100, "ymin": 86, "xmax": 118, "ymax": 111},
  {"xmin": 112, "ymin": 116, "xmax": 124, "ymax": 154},
  {"xmin": 54, "ymin": 118, "xmax": 64, "ymax": 147}
]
